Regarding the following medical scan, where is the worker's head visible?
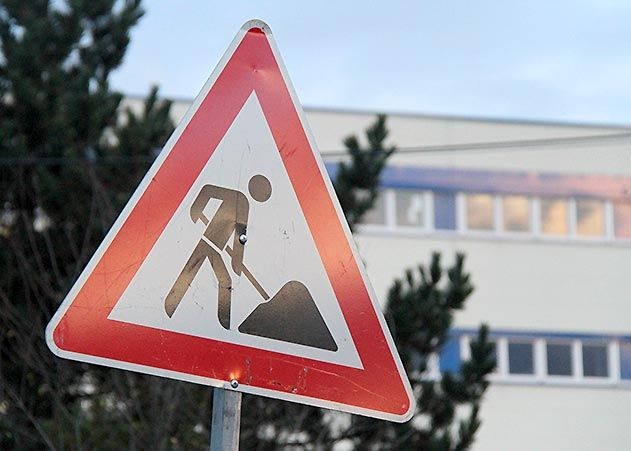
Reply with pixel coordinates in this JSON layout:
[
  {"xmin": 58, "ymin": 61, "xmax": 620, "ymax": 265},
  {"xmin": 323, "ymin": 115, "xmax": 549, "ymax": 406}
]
[{"xmin": 248, "ymin": 174, "xmax": 272, "ymax": 202}]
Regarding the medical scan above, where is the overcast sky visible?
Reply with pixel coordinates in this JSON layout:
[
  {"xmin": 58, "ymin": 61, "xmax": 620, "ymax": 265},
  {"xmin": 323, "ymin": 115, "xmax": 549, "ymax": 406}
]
[{"xmin": 110, "ymin": 1, "xmax": 631, "ymax": 125}]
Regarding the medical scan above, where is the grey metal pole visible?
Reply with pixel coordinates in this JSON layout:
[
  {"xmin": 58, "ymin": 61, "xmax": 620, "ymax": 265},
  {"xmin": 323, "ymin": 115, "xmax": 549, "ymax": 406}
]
[{"xmin": 210, "ymin": 386, "xmax": 242, "ymax": 451}]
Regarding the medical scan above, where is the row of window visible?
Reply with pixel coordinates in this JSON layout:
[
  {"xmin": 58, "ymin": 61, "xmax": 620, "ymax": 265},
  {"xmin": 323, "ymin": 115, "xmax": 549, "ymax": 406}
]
[
  {"xmin": 363, "ymin": 189, "xmax": 631, "ymax": 241},
  {"xmin": 452, "ymin": 334, "xmax": 631, "ymax": 385}
]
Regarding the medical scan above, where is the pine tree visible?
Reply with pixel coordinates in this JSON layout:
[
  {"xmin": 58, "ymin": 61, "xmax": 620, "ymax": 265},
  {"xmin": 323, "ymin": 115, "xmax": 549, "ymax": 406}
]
[
  {"xmin": 346, "ymin": 254, "xmax": 494, "ymax": 450},
  {"xmin": 0, "ymin": 2, "xmax": 191, "ymax": 449},
  {"xmin": 333, "ymin": 114, "xmax": 395, "ymax": 230},
  {"xmin": 329, "ymin": 116, "xmax": 495, "ymax": 450}
]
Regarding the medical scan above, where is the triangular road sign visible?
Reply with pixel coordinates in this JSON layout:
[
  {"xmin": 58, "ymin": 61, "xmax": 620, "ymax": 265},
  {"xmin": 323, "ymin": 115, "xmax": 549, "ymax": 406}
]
[{"xmin": 46, "ymin": 20, "xmax": 414, "ymax": 422}]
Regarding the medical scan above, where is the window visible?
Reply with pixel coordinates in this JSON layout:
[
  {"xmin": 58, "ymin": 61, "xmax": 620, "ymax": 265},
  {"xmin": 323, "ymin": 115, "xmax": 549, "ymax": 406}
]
[
  {"xmin": 614, "ymin": 201, "xmax": 631, "ymax": 239},
  {"xmin": 541, "ymin": 197, "xmax": 568, "ymax": 235},
  {"xmin": 451, "ymin": 333, "xmax": 631, "ymax": 386},
  {"xmin": 362, "ymin": 190, "xmax": 386, "ymax": 225},
  {"xmin": 434, "ymin": 192, "xmax": 456, "ymax": 230},
  {"xmin": 546, "ymin": 343, "xmax": 573, "ymax": 376},
  {"xmin": 395, "ymin": 190, "xmax": 425, "ymax": 227},
  {"xmin": 466, "ymin": 193, "xmax": 494, "ymax": 230},
  {"xmin": 362, "ymin": 186, "xmax": 631, "ymax": 244},
  {"xmin": 502, "ymin": 195, "xmax": 530, "ymax": 232},
  {"xmin": 582, "ymin": 344, "xmax": 608, "ymax": 377},
  {"xmin": 576, "ymin": 199, "xmax": 605, "ymax": 237},
  {"xmin": 439, "ymin": 336, "xmax": 461, "ymax": 373},
  {"xmin": 508, "ymin": 342, "xmax": 534, "ymax": 375},
  {"xmin": 620, "ymin": 343, "xmax": 631, "ymax": 380}
]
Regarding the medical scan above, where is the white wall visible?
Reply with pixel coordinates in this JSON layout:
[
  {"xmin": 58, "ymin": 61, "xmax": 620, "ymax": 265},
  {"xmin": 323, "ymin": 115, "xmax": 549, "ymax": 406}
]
[
  {"xmin": 381, "ymin": 136, "xmax": 631, "ymax": 176},
  {"xmin": 355, "ymin": 233, "xmax": 631, "ymax": 334},
  {"xmin": 474, "ymin": 385, "xmax": 631, "ymax": 451},
  {"xmin": 305, "ymin": 108, "xmax": 624, "ymax": 151}
]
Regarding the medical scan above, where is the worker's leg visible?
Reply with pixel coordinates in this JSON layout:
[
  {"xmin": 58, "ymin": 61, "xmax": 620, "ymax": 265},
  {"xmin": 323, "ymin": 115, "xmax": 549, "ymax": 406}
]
[
  {"xmin": 165, "ymin": 240, "xmax": 217, "ymax": 317},
  {"xmin": 207, "ymin": 246, "xmax": 232, "ymax": 329}
]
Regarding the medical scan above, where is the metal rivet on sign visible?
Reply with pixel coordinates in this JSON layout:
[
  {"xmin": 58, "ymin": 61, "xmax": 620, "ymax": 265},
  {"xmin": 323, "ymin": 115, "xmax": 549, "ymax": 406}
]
[
  {"xmin": 239, "ymin": 234, "xmax": 247, "ymax": 244},
  {"xmin": 230, "ymin": 379, "xmax": 239, "ymax": 389}
]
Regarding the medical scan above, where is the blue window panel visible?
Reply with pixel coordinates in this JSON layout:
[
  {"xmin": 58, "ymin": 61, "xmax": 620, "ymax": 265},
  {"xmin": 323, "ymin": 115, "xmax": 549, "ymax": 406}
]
[
  {"xmin": 508, "ymin": 342, "xmax": 534, "ymax": 375},
  {"xmin": 434, "ymin": 192, "xmax": 456, "ymax": 230},
  {"xmin": 620, "ymin": 343, "xmax": 631, "ymax": 380},
  {"xmin": 439, "ymin": 336, "xmax": 461, "ymax": 373},
  {"xmin": 582, "ymin": 344, "xmax": 608, "ymax": 377},
  {"xmin": 546, "ymin": 343, "xmax": 573, "ymax": 376}
]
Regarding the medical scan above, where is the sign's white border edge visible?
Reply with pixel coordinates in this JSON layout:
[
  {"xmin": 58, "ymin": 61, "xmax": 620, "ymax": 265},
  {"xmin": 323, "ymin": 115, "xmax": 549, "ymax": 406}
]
[{"xmin": 44, "ymin": 19, "xmax": 415, "ymax": 423}]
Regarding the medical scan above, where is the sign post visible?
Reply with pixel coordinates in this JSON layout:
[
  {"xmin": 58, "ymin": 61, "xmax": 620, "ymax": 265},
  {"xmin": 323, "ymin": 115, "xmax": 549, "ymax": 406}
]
[
  {"xmin": 210, "ymin": 387, "xmax": 242, "ymax": 451},
  {"xmin": 46, "ymin": 19, "xmax": 414, "ymax": 437}
]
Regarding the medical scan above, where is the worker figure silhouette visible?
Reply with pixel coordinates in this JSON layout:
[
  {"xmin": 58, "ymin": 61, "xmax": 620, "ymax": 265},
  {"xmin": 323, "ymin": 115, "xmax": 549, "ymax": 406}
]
[
  {"xmin": 164, "ymin": 174, "xmax": 338, "ymax": 352},
  {"xmin": 164, "ymin": 174, "xmax": 272, "ymax": 329}
]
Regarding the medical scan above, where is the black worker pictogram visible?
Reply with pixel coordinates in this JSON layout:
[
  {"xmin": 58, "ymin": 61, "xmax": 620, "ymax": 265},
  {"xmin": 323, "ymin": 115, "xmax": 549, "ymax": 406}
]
[{"xmin": 164, "ymin": 174, "xmax": 338, "ymax": 352}]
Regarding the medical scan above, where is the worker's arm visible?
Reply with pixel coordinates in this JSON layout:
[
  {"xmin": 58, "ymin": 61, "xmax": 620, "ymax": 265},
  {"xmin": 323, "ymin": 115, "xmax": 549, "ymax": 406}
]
[
  {"xmin": 190, "ymin": 185, "xmax": 224, "ymax": 224},
  {"xmin": 230, "ymin": 194, "xmax": 249, "ymax": 275}
]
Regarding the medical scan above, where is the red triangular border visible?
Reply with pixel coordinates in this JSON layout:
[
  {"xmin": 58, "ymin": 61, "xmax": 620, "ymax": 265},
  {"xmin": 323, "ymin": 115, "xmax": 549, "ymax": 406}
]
[{"xmin": 46, "ymin": 21, "xmax": 413, "ymax": 421}]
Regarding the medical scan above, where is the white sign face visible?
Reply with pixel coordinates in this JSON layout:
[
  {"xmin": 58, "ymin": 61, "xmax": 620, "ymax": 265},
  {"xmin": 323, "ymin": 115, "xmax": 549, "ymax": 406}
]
[
  {"xmin": 109, "ymin": 93, "xmax": 362, "ymax": 368},
  {"xmin": 46, "ymin": 20, "xmax": 414, "ymax": 422}
]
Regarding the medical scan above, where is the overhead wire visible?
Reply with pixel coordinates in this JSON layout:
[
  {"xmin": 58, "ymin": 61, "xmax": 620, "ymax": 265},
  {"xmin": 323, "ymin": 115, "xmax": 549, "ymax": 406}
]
[{"xmin": 0, "ymin": 131, "xmax": 630, "ymax": 166}]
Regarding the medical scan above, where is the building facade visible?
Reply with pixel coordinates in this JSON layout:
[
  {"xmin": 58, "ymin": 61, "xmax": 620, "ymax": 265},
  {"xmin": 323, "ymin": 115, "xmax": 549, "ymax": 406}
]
[{"xmin": 123, "ymin": 96, "xmax": 631, "ymax": 450}]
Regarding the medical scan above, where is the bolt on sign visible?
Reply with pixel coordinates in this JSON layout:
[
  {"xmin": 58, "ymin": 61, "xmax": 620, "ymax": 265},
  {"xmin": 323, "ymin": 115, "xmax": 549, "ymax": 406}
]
[{"xmin": 46, "ymin": 20, "xmax": 414, "ymax": 422}]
